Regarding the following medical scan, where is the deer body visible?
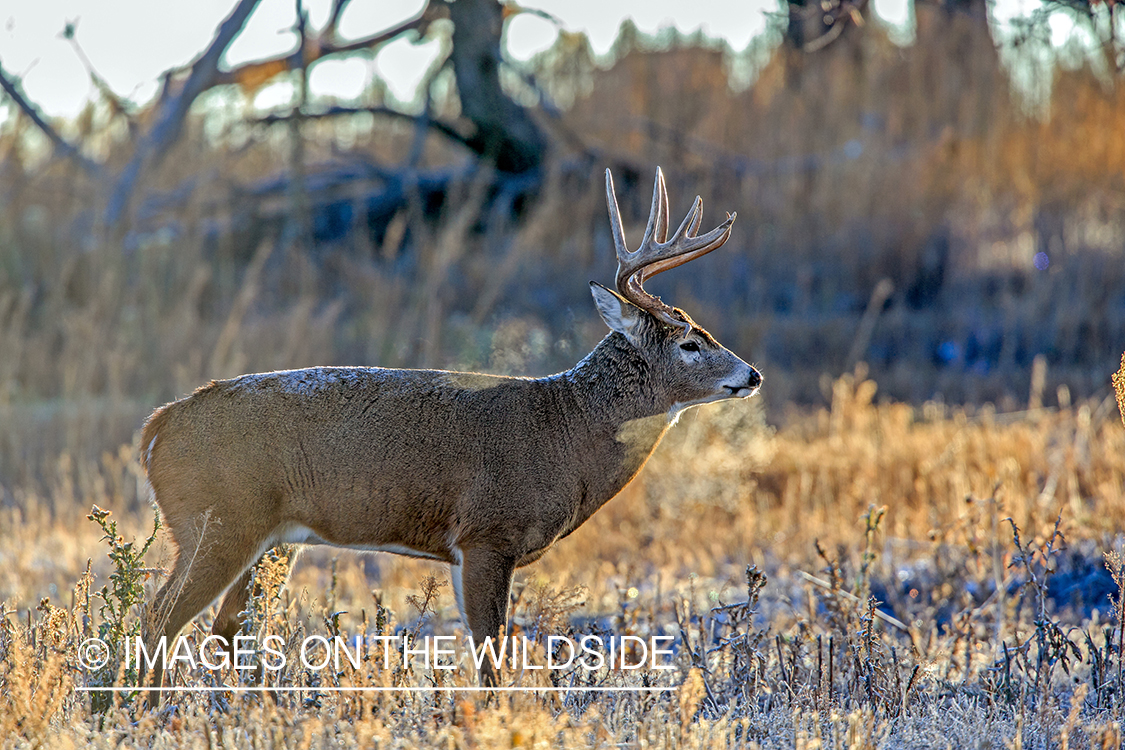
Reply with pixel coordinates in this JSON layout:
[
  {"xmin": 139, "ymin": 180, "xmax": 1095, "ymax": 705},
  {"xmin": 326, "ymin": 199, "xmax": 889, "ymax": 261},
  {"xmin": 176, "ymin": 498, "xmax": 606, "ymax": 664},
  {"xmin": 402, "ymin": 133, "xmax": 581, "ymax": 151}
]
[
  {"xmin": 143, "ymin": 168, "xmax": 761, "ymax": 694},
  {"xmin": 146, "ymin": 340, "xmax": 676, "ymax": 571}
]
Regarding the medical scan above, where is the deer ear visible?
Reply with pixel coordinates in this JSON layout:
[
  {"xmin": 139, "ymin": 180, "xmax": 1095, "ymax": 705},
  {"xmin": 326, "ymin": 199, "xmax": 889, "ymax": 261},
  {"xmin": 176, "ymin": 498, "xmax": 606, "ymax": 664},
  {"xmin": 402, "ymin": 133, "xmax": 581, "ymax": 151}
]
[{"xmin": 590, "ymin": 282, "xmax": 642, "ymax": 342}]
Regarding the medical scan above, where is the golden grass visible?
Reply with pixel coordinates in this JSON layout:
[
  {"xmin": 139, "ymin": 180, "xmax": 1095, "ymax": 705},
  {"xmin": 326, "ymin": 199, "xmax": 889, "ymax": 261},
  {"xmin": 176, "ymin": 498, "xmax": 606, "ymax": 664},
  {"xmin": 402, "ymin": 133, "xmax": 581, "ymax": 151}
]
[{"xmin": 3, "ymin": 376, "xmax": 1125, "ymax": 747}]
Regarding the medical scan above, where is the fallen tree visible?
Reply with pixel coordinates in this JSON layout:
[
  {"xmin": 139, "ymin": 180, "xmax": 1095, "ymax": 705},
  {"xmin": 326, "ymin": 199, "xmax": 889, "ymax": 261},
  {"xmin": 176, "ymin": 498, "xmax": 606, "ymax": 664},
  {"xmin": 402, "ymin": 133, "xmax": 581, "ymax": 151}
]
[{"xmin": 1, "ymin": 0, "xmax": 552, "ymax": 240}]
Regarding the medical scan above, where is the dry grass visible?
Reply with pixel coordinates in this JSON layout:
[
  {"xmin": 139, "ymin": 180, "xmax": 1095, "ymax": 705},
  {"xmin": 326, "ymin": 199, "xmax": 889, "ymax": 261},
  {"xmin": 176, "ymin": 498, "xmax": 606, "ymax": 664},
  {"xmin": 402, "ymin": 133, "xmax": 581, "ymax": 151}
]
[{"xmin": 4, "ymin": 376, "xmax": 1125, "ymax": 747}]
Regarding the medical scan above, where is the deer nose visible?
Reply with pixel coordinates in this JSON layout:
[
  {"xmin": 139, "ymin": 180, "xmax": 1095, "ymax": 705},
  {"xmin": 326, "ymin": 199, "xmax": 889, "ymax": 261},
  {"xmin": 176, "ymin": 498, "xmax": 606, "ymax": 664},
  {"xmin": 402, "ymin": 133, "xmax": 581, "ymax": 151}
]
[{"xmin": 747, "ymin": 367, "xmax": 762, "ymax": 390}]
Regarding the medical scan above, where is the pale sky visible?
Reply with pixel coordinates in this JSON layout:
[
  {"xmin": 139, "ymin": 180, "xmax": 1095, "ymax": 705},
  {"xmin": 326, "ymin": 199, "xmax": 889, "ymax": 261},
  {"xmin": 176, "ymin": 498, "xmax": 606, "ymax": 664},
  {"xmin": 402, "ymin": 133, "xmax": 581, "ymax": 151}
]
[{"xmin": 0, "ymin": 0, "xmax": 927, "ymax": 123}]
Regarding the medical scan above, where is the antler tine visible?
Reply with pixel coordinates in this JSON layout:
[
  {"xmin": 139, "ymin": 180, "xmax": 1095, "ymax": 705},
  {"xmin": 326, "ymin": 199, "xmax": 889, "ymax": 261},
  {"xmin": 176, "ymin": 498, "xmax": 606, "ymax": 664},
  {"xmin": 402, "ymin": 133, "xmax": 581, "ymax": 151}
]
[
  {"xmin": 668, "ymin": 195, "xmax": 703, "ymax": 248},
  {"xmin": 604, "ymin": 166, "xmax": 738, "ymax": 331},
  {"xmin": 605, "ymin": 168, "xmax": 633, "ymax": 262},
  {"xmin": 639, "ymin": 167, "xmax": 670, "ymax": 248},
  {"xmin": 636, "ymin": 210, "xmax": 736, "ymax": 283}
]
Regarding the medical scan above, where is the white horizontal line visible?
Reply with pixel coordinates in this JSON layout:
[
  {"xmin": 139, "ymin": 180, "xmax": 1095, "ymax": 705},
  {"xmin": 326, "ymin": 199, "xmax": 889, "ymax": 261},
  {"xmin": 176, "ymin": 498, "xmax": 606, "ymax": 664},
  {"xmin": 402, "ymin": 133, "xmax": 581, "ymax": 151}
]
[{"xmin": 77, "ymin": 686, "xmax": 677, "ymax": 693}]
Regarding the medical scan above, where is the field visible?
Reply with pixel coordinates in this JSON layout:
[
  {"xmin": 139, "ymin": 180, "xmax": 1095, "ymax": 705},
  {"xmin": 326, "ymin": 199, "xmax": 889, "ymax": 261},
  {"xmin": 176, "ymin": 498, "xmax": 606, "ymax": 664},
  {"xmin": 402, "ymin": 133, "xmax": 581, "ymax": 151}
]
[
  {"xmin": 4, "ymin": 367, "xmax": 1125, "ymax": 747},
  {"xmin": 5, "ymin": 8, "xmax": 1125, "ymax": 748}
]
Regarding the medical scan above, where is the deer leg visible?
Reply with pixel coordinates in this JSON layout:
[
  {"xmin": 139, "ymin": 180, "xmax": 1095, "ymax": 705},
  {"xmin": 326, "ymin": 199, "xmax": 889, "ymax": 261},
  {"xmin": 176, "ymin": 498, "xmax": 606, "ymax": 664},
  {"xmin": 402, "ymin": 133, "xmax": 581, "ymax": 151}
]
[
  {"xmin": 458, "ymin": 547, "xmax": 516, "ymax": 687},
  {"xmin": 211, "ymin": 565, "xmax": 257, "ymax": 645},
  {"xmin": 213, "ymin": 546, "xmax": 299, "ymax": 642},
  {"xmin": 144, "ymin": 539, "xmax": 261, "ymax": 706},
  {"xmin": 212, "ymin": 548, "xmax": 294, "ymax": 695}
]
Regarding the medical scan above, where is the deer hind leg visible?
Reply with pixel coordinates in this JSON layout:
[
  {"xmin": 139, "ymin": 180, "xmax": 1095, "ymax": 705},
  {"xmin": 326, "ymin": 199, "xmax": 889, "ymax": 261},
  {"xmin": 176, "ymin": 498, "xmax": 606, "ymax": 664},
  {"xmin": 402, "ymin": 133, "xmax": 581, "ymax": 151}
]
[
  {"xmin": 206, "ymin": 562, "xmax": 262, "ymax": 696},
  {"xmin": 213, "ymin": 546, "xmax": 298, "ymax": 642},
  {"xmin": 143, "ymin": 528, "xmax": 264, "ymax": 705},
  {"xmin": 211, "ymin": 547, "xmax": 295, "ymax": 694},
  {"xmin": 458, "ymin": 546, "xmax": 516, "ymax": 687},
  {"xmin": 211, "ymin": 565, "xmax": 257, "ymax": 645}
]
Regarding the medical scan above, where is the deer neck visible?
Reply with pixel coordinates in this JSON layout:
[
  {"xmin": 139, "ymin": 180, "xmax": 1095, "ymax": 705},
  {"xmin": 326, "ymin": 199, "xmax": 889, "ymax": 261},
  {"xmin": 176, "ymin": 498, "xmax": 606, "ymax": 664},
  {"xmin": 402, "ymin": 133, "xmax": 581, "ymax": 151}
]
[{"xmin": 559, "ymin": 333, "xmax": 673, "ymax": 478}]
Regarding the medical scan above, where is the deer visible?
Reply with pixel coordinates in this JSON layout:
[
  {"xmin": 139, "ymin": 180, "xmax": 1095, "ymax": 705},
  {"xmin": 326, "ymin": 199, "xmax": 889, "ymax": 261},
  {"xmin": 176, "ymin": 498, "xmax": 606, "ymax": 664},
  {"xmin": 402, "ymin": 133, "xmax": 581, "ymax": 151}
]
[{"xmin": 140, "ymin": 167, "xmax": 761, "ymax": 696}]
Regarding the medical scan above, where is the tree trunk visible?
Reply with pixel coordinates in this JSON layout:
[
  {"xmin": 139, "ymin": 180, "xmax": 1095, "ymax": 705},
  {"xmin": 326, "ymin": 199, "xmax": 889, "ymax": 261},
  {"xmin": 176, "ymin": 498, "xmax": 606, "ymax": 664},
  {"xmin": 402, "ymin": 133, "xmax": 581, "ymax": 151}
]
[{"xmin": 448, "ymin": 0, "xmax": 546, "ymax": 174}]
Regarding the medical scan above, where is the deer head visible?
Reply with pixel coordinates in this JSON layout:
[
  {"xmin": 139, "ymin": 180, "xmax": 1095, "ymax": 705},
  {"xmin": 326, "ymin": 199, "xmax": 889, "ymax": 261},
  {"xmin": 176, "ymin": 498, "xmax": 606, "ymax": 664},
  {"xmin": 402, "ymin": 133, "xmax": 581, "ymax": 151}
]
[{"xmin": 590, "ymin": 167, "xmax": 760, "ymax": 414}]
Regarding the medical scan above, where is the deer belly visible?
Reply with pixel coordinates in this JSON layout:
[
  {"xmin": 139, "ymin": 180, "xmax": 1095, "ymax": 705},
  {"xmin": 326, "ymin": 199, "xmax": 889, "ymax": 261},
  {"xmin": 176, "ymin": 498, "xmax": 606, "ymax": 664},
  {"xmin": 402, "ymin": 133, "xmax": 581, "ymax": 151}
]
[{"xmin": 270, "ymin": 521, "xmax": 448, "ymax": 562}]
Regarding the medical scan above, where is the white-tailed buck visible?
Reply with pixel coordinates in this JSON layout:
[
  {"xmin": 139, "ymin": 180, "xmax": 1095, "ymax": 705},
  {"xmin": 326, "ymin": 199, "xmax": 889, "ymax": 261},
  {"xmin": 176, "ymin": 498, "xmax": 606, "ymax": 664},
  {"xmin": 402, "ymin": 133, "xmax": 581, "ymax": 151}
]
[{"xmin": 142, "ymin": 167, "xmax": 760, "ymax": 693}]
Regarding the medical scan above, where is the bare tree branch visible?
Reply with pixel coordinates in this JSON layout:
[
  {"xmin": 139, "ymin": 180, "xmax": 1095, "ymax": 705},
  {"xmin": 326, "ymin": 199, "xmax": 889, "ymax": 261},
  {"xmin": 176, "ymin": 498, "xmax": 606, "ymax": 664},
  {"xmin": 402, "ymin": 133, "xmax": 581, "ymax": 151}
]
[
  {"xmin": 324, "ymin": 0, "xmax": 353, "ymax": 39},
  {"xmin": 802, "ymin": 0, "xmax": 870, "ymax": 52},
  {"xmin": 786, "ymin": 0, "xmax": 870, "ymax": 52},
  {"xmin": 61, "ymin": 21, "xmax": 135, "ymax": 126},
  {"xmin": 0, "ymin": 60, "xmax": 103, "ymax": 176},
  {"xmin": 103, "ymin": 0, "xmax": 262, "ymax": 228},
  {"xmin": 208, "ymin": 2, "xmax": 449, "ymax": 93},
  {"xmin": 100, "ymin": 0, "xmax": 451, "ymax": 231},
  {"xmin": 1034, "ymin": 0, "xmax": 1124, "ymax": 73},
  {"xmin": 286, "ymin": 0, "xmax": 312, "ymax": 250},
  {"xmin": 253, "ymin": 105, "xmax": 474, "ymax": 151}
]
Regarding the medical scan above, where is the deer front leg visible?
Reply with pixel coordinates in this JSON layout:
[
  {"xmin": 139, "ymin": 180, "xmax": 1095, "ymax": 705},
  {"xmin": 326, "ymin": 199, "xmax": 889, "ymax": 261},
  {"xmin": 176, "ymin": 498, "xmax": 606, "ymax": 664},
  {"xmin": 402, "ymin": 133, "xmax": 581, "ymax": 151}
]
[{"xmin": 457, "ymin": 546, "xmax": 516, "ymax": 687}]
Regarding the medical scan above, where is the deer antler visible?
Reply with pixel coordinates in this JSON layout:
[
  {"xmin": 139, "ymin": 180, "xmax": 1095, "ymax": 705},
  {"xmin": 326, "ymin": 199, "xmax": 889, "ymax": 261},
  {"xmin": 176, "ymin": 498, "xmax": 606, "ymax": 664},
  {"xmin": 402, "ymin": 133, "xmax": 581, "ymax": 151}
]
[{"xmin": 605, "ymin": 167, "xmax": 736, "ymax": 331}]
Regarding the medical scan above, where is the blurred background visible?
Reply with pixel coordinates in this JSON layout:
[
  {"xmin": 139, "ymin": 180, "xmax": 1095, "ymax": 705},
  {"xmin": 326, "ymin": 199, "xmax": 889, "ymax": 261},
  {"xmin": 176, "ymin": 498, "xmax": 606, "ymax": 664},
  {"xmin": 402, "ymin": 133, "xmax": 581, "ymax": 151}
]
[{"xmin": 1, "ymin": 0, "xmax": 1123, "ymax": 503}]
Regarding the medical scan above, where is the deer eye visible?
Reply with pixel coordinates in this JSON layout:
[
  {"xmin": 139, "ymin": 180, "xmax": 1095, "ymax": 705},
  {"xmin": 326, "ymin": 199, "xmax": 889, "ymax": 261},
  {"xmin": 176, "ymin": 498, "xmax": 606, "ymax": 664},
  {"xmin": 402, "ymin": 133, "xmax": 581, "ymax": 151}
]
[{"xmin": 680, "ymin": 341, "xmax": 700, "ymax": 353}]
